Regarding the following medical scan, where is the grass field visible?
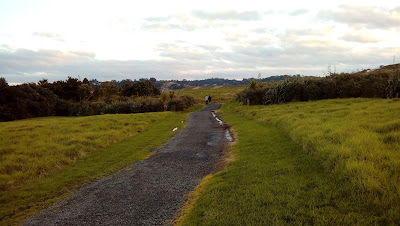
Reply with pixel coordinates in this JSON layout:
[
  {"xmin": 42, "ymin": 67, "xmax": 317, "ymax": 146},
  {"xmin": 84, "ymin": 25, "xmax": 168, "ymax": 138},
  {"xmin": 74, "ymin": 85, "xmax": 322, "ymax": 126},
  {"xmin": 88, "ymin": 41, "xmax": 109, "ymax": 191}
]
[
  {"xmin": 0, "ymin": 105, "xmax": 202, "ymax": 225},
  {"xmin": 177, "ymin": 85, "xmax": 245, "ymax": 103},
  {"xmin": 179, "ymin": 99, "xmax": 400, "ymax": 224}
]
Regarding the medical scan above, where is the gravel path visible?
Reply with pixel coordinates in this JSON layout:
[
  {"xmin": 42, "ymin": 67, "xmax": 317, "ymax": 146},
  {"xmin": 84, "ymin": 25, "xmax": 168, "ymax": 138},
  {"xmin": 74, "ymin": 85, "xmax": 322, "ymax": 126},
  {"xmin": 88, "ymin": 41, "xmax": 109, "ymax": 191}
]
[{"xmin": 25, "ymin": 104, "xmax": 229, "ymax": 226}]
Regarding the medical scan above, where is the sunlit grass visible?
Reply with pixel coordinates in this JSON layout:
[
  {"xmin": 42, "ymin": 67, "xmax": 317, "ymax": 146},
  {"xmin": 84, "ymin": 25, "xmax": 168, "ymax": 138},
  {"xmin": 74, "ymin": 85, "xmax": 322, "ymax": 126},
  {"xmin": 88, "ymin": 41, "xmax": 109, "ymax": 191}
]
[
  {"xmin": 179, "ymin": 105, "xmax": 380, "ymax": 225},
  {"xmin": 221, "ymin": 99, "xmax": 400, "ymax": 222},
  {"xmin": 0, "ymin": 113, "xmax": 167, "ymax": 190},
  {"xmin": 0, "ymin": 105, "xmax": 202, "ymax": 224},
  {"xmin": 177, "ymin": 85, "xmax": 245, "ymax": 103}
]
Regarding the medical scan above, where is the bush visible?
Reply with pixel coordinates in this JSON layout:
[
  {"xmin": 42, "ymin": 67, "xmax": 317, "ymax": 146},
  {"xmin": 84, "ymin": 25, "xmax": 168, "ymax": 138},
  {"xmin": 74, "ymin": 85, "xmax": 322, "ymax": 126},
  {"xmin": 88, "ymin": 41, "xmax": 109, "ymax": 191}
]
[
  {"xmin": 237, "ymin": 69, "xmax": 400, "ymax": 106},
  {"xmin": 167, "ymin": 96, "xmax": 195, "ymax": 111},
  {"xmin": 0, "ymin": 83, "xmax": 59, "ymax": 121},
  {"xmin": 236, "ymin": 84, "xmax": 269, "ymax": 105},
  {"xmin": 55, "ymin": 99, "xmax": 74, "ymax": 116},
  {"xmin": 102, "ymin": 97, "xmax": 164, "ymax": 114}
]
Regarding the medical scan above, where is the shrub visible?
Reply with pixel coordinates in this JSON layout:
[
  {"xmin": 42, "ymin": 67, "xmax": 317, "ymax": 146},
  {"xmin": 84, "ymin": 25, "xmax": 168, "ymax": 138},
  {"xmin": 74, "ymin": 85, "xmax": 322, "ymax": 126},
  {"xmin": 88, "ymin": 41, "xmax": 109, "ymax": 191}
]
[
  {"xmin": 0, "ymin": 83, "xmax": 59, "ymax": 121},
  {"xmin": 55, "ymin": 99, "xmax": 74, "ymax": 116},
  {"xmin": 101, "ymin": 97, "xmax": 164, "ymax": 114},
  {"xmin": 167, "ymin": 96, "xmax": 195, "ymax": 111},
  {"xmin": 237, "ymin": 69, "xmax": 400, "ymax": 106},
  {"xmin": 236, "ymin": 85, "xmax": 269, "ymax": 105}
]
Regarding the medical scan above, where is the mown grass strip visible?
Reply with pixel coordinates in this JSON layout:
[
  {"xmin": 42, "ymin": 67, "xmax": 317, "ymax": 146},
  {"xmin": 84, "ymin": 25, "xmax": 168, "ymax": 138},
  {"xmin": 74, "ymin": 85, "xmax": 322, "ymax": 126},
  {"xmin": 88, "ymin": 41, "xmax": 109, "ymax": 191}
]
[
  {"xmin": 0, "ymin": 105, "xmax": 202, "ymax": 225},
  {"xmin": 179, "ymin": 104, "xmax": 382, "ymax": 225}
]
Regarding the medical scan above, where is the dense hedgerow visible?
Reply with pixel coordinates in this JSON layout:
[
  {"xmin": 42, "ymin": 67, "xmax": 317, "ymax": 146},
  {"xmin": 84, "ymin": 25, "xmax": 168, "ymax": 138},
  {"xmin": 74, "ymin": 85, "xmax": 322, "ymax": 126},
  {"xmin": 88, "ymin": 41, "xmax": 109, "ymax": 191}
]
[
  {"xmin": 0, "ymin": 76, "xmax": 195, "ymax": 121},
  {"xmin": 236, "ymin": 69, "xmax": 400, "ymax": 105}
]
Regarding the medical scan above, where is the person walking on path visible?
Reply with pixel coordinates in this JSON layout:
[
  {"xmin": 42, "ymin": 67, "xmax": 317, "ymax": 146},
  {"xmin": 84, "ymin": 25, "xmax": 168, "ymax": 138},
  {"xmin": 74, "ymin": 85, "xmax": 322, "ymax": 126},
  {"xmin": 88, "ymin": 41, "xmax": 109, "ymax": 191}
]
[
  {"xmin": 205, "ymin": 95, "xmax": 209, "ymax": 105},
  {"xmin": 208, "ymin": 95, "xmax": 212, "ymax": 104}
]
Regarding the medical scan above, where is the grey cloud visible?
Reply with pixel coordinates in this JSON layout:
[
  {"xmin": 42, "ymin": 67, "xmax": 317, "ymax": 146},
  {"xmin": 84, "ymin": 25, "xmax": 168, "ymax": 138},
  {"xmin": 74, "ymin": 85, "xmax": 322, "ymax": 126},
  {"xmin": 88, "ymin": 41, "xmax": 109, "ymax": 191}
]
[
  {"xmin": 289, "ymin": 9, "xmax": 309, "ymax": 16},
  {"xmin": 318, "ymin": 5, "xmax": 400, "ymax": 29},
  {"xmin": 32, "ymin": 32, "xmax": 64, "ymax": 42},
  {"xmin": 0, "ymin": 48, "xmax": 174, "ymax": 82},
  {"xmin": 0, "ymin": 47, "xmax": 234, "ymax": 83},
  {"xmin": 2, "ymin": 40, "xmax": 397, "ymax": 84}
]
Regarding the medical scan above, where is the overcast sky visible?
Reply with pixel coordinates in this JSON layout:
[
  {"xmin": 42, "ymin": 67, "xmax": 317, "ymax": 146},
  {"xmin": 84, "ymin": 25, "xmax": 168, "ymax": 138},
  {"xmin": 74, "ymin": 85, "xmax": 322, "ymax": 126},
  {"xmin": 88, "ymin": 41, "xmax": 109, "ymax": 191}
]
[{"xmin": 1, "ymin": 0, "xmax": 399, "ymax": 83}]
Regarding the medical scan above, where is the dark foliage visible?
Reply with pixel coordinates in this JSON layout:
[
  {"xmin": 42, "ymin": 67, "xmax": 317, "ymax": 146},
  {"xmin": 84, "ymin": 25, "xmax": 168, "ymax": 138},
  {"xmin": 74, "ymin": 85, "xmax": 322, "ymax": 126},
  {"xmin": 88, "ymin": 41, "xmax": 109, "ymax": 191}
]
[
  {"xmin": 0, "ymin": 77, "xmax": 193, "ymax": 121},
  {"xmin": 102, "ymin": 97, "xmax": 164, "ymax": 114},
  {"xmin": 39, "ymin": 77, "xmax": 92, "ymax": 102},
  {"xmin": 236, "ymin": 69, "xmax": 400, "ymax": 105},
  {"xmin": 0, "ymin": 82, "xmax": 59, "ymax": 121},
  {"xmin": 167, "ymin": 96, "xmax": 196, "ymax": 111},
  {"xmin": 122, "ymin": 80, "xmax": 160, "ymax": 97}
]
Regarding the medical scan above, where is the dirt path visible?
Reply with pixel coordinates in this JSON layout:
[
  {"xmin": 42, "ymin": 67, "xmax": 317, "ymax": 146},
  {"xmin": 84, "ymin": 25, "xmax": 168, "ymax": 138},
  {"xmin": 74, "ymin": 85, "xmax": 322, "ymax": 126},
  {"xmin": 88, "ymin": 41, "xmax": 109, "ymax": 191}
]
[{"xmin": 25, "ymin": 104, "xmax": 229, "ymax": 226}]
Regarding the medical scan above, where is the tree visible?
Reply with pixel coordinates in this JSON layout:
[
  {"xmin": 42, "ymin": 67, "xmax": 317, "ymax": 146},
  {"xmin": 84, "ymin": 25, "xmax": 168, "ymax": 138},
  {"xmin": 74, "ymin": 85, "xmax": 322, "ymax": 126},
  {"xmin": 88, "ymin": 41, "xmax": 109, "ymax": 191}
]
[
  {"xmin": 122, "ymin": 80, "xmax": 160, "ymax": 97},
  {"xmin": 82, "ymin": 78, "xmax": 90, "ymax": 85},
  {"xmin": 0, "ymin": 77, "xmax": 8, "ymax": 89}
]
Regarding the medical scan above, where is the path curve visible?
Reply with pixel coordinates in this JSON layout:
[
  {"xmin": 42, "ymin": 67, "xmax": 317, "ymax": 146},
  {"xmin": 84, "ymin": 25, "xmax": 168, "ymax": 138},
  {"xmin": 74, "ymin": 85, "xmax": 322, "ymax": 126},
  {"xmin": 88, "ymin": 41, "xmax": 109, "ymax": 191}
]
[{"xmin": 25, "ymin": 104, "xmax": 228, "ymax": 225}]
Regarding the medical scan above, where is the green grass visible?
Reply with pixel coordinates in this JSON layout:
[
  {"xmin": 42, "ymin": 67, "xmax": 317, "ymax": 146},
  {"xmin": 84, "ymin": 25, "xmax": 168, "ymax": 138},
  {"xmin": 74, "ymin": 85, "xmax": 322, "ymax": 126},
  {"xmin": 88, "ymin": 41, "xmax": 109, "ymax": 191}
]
[
  {"xmin": 226, "ymin": 98, "xmax": 400, "ymax": 220},
  {"xmin": 0, "ymin": 113, "xmax": 167, "ymax": 191},
  {"xmin": 0, "ymin": 105, "xmax": 202, "ymax": 225},
  {"xmin": 177, "ymin": 85, "xmax": 245, "ymax": 103},
  {"xmin": 179, "ymin": 103, "xmax": 381, "ymax": 225}
]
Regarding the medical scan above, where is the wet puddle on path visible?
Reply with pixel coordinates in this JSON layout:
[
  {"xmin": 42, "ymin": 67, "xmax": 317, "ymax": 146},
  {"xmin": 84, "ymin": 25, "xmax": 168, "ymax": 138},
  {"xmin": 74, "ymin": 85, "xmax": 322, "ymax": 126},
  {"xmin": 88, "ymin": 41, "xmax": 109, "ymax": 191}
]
[{"xmin": 211, "ymin": 111, "xmax": 233, "ymax": 142}]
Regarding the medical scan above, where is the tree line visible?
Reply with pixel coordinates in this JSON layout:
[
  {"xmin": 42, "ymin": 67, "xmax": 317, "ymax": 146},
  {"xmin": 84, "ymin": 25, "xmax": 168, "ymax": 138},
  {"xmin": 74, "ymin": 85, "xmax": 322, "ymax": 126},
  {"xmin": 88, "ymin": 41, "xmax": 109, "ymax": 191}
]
[
  {"xmin": 236, "ymin": 69, "xmax": 400, "ymax": 105},
  {"xmin": 0, "ymin": 77, "xmax": 194, "ymax": 122},
  {"xmin": 87, "ymin": 75, "xmax": 299, "ymax": 91}
]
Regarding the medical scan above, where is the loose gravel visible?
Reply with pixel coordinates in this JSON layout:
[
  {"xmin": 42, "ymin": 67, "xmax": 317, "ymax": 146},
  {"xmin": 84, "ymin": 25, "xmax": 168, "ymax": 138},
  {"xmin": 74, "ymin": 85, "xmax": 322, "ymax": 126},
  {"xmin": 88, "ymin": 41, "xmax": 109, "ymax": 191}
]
[{"xmin": 25, "ymin": 104, "xmax": 229, "ymax": 226}]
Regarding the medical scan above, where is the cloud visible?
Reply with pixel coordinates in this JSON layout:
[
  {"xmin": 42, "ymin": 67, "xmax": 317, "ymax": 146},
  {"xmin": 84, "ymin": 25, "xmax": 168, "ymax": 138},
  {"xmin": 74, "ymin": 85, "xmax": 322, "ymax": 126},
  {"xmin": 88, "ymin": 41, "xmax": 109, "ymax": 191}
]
[
  {"xmin": 318, "ymin": 5, "xmax": 400, "ymax": 29},
  {"xmin": 192, "ymin": 10, "xmax": 262, "ymax": 21},
  {"xmin": 141, "ymin": 23, "xmax": 192, "ymax": 32},
  {"xmin": 284, "ymin": 26, "xmax": 335, "ymax": 37},
  {"xmin": 341, "ymin": 33, "xmax": 380, "ymax": 43},
  {"xmin": 32, "ymin": 32, "xmax": 64, "ymax": 42},
  {"xmin": 289, "ymin": 9, "xmax": 308, "ymax": 16},
  {"xmin": 141, "ymin": 10, "xmax": 261, "ymax": 32},
  {"xmin": 0, "ymin": 47, "xmax": 233, "ymax": 82},
  {"xmin": 224, "ymin": 32, "xmax": 248, "ymax": 41}
]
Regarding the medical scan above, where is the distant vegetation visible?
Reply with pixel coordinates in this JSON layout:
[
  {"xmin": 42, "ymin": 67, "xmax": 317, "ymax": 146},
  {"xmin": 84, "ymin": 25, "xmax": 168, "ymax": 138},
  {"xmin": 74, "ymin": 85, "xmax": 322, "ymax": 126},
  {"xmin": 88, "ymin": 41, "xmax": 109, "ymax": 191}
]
[
  {"xmin": 89, "ymin": 75, "xmax": 298, "ymax": 91},
  {"xmin": 0, "ymin": 73, "xmax": 299, "ymax": 121},
  {"xmin": 177, "ymin": 85, "xmax": 246, "ymax": 103},
  {"xmin": 236, "ymin": 68, "xmax": 400, "ymax": 105},
  {"xmin": 0, "ymin": 77, "xmax": 194, "ymax": 121}
]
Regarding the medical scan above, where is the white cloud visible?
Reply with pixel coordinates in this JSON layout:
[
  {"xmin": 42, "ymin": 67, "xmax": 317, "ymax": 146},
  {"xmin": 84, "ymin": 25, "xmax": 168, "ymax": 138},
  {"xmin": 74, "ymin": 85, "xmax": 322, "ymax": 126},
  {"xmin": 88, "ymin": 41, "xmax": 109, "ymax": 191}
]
[
  {"xmin": 32, "ymin": 32, "xmax": 64, "ymax": 42},
  {"xmin": 341, "ymin": 33, "xmax": 380, "ymax": 43},
  {"xmin": 289, "ymin": 9, "xmax": 309, "ymax": 16},
  {"xmin": 0, "ymin": 1, "xmax": 399, "ymax": 83},
  {"xmin": 318, "ymin": 5, "xmax": 400, "ymax": 29}
]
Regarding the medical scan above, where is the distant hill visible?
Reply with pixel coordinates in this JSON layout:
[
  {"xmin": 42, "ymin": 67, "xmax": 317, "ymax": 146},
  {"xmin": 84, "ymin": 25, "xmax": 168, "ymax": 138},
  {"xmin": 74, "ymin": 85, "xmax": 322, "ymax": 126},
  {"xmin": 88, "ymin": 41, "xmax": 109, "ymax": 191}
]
[{"xmin": 89, "ymin": 75, "xmax": 311, "ymax": 91}]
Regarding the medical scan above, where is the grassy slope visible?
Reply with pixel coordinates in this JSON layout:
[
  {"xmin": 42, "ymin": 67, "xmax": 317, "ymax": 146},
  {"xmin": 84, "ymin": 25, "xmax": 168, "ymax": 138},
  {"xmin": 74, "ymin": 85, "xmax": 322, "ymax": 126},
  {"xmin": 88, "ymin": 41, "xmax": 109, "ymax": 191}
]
[
  {"xmin": 180, "ymin": 103, "xmax": 378, "ymax": 225},
  {"xmin": 227, "ymin": 98, "xmax": 400, "ymax": 222},
  {"xmin": 0, "ymin": 113, "xmax": 168, "ymax": 190},
  {"xmin": 183, "ymin": 99, "xmax": 400, "ymax": 225},
  {"xmin": 177, "ymin": 85, "xmax": 245, "ymax": 103},
  {"xmin": 0, "ymin": 105, "xmax": 202, "ymax": 225}
]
